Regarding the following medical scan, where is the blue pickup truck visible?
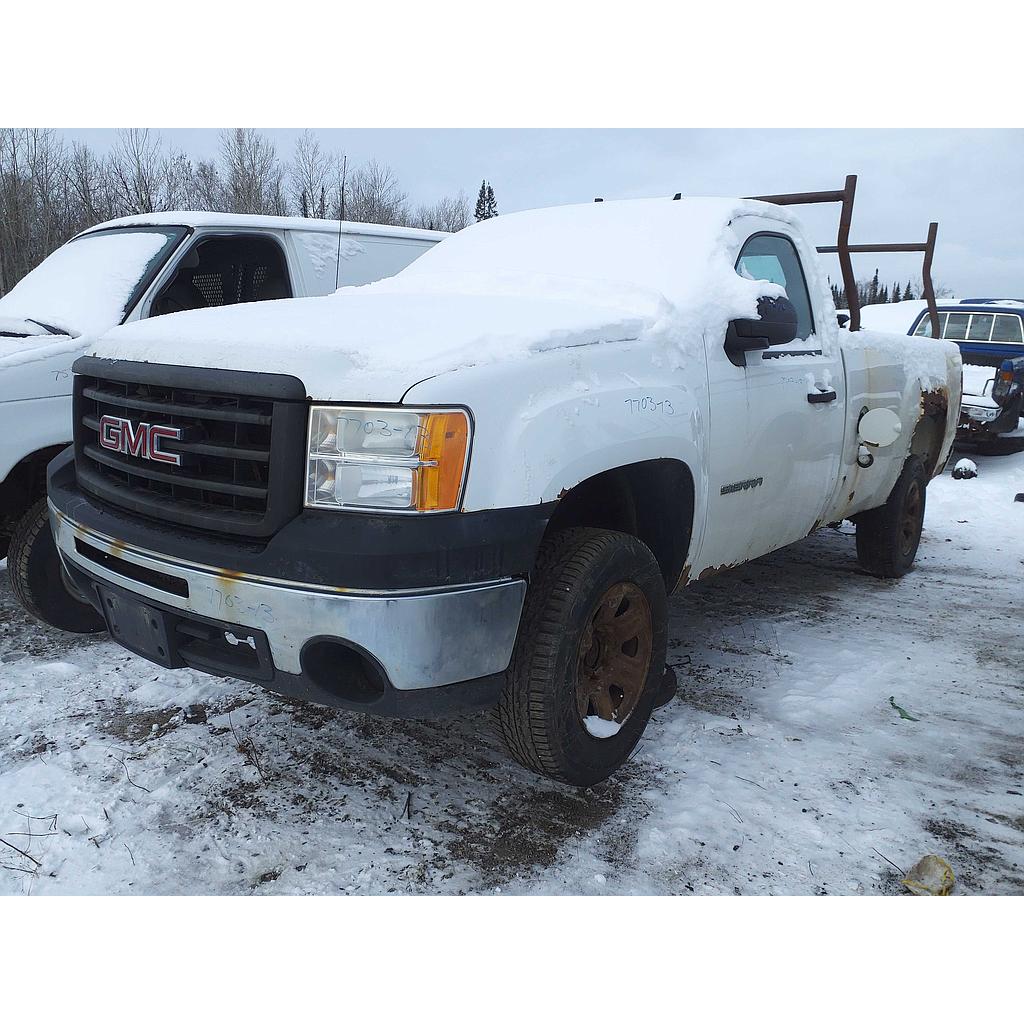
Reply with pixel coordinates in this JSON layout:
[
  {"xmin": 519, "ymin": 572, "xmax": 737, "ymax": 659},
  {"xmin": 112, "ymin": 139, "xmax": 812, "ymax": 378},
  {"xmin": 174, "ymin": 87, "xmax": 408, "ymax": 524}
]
[{"xmin": 909, "ymin": 299, "xmax": 1024, "ymax": 449}]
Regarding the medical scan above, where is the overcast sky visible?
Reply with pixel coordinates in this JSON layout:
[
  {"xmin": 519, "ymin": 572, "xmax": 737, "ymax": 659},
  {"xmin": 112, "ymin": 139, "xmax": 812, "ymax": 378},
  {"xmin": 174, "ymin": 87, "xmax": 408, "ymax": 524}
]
[{"xmin": 66, "ymin": 129, "xmax": 1023, "ymax": 296}]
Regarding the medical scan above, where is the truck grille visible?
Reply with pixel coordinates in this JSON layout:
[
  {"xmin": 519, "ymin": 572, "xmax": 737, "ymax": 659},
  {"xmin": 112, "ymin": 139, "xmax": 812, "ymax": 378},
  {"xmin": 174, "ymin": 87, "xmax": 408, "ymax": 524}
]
[{"xmin": 73, "ymin": 358, "xmax": 307, "ymax": 538}]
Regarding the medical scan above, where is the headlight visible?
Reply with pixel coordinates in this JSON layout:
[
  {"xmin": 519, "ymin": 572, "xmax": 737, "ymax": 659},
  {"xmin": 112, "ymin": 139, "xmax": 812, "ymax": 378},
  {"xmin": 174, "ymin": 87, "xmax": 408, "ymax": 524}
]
[
  {"xmin": 963, "ymin": 404, "xmax": 998, "ymax": 422},
  {"xmin": 305, "ymin": 405, "xmax": 470, "ymax": 513}
]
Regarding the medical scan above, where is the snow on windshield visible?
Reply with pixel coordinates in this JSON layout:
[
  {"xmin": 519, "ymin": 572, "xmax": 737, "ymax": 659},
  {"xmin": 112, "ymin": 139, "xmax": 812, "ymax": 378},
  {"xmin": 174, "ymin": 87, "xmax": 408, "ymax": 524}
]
[{"xmin": 0, "ymin": 228, "xmax": 181, "ymax": 338}]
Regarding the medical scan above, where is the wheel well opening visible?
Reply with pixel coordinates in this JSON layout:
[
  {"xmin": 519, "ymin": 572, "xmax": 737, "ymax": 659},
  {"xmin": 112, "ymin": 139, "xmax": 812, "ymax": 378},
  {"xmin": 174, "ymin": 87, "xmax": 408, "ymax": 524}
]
[
  {"xmin": 544, "ymin": 459, "xmax": 694, "ymax": 592},
  {"xmin": 1, "ymin": 445, "xmax": 68, "ymax": 538},
  {"xmin": 911, "ymin": 389, "xmax": 949, "ymax": 478}
]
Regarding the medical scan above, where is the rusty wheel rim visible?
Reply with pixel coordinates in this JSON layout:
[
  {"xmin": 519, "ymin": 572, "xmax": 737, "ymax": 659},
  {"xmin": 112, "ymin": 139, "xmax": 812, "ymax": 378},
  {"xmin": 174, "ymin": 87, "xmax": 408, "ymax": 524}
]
[
  {"xmin": 575, "ymin": 582, "xmax": 653, "ymax": 732},
  {"xmin": 900, "ymin": 479, "xmax": 923, "ymax": 556}
]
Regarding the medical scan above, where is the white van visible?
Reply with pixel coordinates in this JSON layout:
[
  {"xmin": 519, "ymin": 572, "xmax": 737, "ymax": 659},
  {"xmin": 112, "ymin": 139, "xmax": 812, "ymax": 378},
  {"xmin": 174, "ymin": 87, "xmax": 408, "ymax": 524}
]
[{"xmin": 0, "ymin": 213, "xmax": 445, "ymax": 571}]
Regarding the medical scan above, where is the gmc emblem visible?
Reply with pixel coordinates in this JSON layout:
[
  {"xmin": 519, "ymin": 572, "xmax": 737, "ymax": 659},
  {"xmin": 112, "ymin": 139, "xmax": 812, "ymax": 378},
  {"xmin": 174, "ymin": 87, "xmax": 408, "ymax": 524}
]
[{"xmin": 98, "ymin": 414, "xmax": 182, "ymax": 466}]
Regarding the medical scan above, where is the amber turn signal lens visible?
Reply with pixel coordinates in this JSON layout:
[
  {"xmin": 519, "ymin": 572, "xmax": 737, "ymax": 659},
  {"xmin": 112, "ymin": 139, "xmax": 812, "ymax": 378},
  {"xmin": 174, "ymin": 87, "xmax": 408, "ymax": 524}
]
[{"xmin": 416, "ymin": 412, "xmax": 470, "ymax": 511}]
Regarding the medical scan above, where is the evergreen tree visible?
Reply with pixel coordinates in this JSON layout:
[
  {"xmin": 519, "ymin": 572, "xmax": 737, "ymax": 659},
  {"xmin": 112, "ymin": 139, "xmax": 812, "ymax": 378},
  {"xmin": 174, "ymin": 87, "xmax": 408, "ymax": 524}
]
[
  {"xmin": 892, "ymin": 281, "xmax": 902, "ymax": 303},
  {"xmin": 879, "ymin": 284, "xmax": 889, "ymax": 304},
  {"xmin": 868, "ymin": 268, "xmax": 880, "ymax": 304},
  {"xmin": 474, "ymin": 180, "xmax": 488, "ymax": 221},
  {"xmin": 903, "ymin": 281, "xmax": 914, "ymax": 301},
  {"xmin": 473, "ymin": 181, "xmax": 498, "ymax": 221}
]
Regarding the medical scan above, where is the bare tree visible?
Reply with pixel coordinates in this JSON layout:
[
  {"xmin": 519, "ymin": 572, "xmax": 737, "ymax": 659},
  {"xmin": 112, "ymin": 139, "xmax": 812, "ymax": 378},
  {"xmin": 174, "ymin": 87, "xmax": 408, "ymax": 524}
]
[
  {"xmin": 290, "ymin": 130, "xmax": 331, "ymax": 219},
  {"xmin": 411, "ymin": 191, "xmax": 471, "ymax": 232},
  {"xmin": 0, "ymin": 128, "xmax": 77, "ymax": 294},
  {"xmin": 219, "ymin": 128, "xmax": 288, "ymax": 215},
  {"xmin": 346, "ymin": 160, "xmax": 408, "ymax": 226},
  {"xmin": 108, "ymin": 129, "xmax": 166, "ymax": 214},
  {"xmin": 187, "ymin": 158, "xmax": 226, "ymax": 211}
]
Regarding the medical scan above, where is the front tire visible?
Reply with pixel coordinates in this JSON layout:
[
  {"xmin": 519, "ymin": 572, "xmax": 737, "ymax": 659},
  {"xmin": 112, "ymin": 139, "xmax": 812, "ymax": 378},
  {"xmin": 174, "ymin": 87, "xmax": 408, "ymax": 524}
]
[
  {"xmin": 8, "ymin": 498, "xmax": 106, "ymax": 633},
  {"xmin": 855, "ymin": 455, "xmax": 927, "ymax": 578},
  {"xmin": 497, "ymin": 528, "xmax": 667, "ymax": 787}
]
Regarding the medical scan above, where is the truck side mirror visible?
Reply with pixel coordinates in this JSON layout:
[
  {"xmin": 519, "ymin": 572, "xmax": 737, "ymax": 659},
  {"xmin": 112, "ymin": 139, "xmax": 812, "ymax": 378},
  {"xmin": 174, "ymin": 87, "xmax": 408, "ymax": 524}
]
[{"xmin": 725, "ymin": 295, "xmax": 799, "ymax": 367}]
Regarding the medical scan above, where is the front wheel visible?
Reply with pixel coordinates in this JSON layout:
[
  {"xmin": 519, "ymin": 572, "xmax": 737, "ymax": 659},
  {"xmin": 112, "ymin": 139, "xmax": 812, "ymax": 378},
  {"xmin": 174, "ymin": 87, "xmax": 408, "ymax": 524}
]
[
  {"xmin": 497, "ymin": 528, "xmax": 667, "ymax": 787},
  {"xmin": 8, "ymin": 498, "xmax": 106, "ymax": 633},
  {"xmin": 854, "ymin": 455, "xmax": 928, "ymax": 578}
]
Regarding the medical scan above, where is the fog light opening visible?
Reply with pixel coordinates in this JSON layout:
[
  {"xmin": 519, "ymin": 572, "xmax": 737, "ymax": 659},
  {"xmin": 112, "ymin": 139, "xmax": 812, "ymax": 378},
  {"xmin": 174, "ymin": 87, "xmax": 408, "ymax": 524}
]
[{"xmin": 301, "ymin": 639, "xmax": 389, "ymax": 704}]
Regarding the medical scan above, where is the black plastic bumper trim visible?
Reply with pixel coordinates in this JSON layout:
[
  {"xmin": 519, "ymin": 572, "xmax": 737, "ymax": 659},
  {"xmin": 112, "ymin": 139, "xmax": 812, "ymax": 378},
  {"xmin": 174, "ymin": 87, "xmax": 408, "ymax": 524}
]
[{"xmin": 50, "ymin": 447, "xmax": 554, "ymax": 591}]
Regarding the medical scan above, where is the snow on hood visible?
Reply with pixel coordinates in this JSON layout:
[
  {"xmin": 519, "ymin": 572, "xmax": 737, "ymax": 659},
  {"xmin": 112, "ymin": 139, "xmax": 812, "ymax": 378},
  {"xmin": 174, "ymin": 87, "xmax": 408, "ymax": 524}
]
[
  {"xmin": 89, "ymin": 197, "xmax": 788, "ymax": 400},
  {"xmin": 961, "ymin": 363, "xmax": 995, "ymax": 399}
]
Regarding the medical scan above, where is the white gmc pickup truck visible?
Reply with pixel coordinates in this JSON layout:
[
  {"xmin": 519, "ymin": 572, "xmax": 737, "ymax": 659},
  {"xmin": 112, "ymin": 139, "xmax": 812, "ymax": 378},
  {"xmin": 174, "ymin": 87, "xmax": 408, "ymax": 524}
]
[{"xmin": 32, "ymin": 192, "xmax": 961, "ymax": 786}]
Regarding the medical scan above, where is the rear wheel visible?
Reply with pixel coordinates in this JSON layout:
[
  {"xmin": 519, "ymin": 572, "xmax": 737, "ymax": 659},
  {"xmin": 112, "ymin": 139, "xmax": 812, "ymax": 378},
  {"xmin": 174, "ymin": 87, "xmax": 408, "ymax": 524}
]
[
  {"xmin": 497, "ymin": 528, "xmax": 667, "ymax": 787},
  {"xmin": 855, "ymin": 455, "xmax": 927, "ymax": 578},
  {"xmin": 8, "ymin": 498, "xmax": 106, "ymax": 633}
]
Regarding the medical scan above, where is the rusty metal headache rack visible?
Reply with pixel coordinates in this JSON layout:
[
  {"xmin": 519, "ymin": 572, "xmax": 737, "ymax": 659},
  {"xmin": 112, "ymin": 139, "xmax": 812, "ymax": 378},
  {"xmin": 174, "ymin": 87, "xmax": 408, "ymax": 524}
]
[{"xmin": 746, "ymin": 174, "xmax": 940, "ymax": 338}]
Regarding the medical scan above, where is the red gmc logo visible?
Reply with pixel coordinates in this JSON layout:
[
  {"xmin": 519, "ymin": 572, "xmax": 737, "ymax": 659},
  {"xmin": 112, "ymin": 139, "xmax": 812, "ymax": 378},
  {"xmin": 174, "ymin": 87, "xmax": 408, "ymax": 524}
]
[{"xmin": 98, "ymin": 414, "xmax": 182, "ymax": 466}]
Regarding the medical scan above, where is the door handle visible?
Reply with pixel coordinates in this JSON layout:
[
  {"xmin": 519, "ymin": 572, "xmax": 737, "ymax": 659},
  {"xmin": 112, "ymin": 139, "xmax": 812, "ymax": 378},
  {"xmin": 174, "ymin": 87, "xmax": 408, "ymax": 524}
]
[{"xmin": 807, "ymin": 388, "xmax": 838, "ymax": 404}]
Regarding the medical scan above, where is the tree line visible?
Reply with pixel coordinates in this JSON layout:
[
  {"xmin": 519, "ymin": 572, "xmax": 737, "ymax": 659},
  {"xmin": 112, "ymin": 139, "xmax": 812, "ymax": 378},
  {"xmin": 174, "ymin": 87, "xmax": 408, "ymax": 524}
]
[
  {"xmin": 0, "ymin": 128, "xmax": 487, "ymax": 296},
  {"xmin": 828, "ymin": 268, "xmax": 951, "ymax": 309}
]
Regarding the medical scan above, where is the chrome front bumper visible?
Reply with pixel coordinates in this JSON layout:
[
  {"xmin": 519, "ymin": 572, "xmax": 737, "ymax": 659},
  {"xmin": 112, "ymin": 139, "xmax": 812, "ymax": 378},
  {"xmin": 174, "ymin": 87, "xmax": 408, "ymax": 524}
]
[{"xmin": 50, "ymin": 505, "xmax": 526, "ymax": 691}]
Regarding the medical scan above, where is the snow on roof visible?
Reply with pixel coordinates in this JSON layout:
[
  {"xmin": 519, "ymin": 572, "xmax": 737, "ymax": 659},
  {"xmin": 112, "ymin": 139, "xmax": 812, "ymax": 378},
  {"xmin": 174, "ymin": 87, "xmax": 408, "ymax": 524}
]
[
  {"xmin": 400, "ymin": 196, "xmax": 798, "ymax": 307},
  {"xmin": 77, "ymin": 211, "xmax": 447, "ymax": 243}
]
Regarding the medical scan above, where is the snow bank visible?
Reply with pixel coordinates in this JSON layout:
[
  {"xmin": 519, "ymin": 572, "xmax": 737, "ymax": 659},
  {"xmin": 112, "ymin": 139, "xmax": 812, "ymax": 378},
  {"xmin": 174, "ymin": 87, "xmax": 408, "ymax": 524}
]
[
  {"xmin": 855, "ymin": 299, "xmax": 932, "ymax": 335},
  {"xmin": 0, "ymin": 230, "xmax": 173, "ymax": 338},
  {"xmin": 90, "ymin": 198, "xmax": 791, "ymax": 396}
]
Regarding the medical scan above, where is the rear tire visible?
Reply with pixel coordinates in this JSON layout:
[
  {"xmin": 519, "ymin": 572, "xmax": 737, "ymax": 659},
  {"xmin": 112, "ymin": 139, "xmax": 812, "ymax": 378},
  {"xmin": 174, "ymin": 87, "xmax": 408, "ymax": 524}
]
[
  {"xmin": 8, "ymin": 498, "xmax": 106, "ymax": 633},
  {"xmin": 497, "ymin": 528, "xmax": 667, "ymax": 787},
  {"xmin": 855, "ymin": 455, "xmax": 927, "ymax": 579}
]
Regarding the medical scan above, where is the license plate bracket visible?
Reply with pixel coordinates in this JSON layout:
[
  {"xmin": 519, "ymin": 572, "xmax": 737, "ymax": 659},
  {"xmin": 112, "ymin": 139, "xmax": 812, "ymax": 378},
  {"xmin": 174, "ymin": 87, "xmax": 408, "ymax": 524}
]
[{"xmin": 98, "ymin": 586, "xmax": 182, "ymax": 668}]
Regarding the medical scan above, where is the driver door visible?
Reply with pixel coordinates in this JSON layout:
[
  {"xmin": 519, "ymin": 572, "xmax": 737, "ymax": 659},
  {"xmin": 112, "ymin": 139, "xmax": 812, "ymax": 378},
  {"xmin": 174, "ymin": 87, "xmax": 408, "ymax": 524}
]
[{"xmin": 693, "ymin": 227, "xmax": 846, "ymax": 574}]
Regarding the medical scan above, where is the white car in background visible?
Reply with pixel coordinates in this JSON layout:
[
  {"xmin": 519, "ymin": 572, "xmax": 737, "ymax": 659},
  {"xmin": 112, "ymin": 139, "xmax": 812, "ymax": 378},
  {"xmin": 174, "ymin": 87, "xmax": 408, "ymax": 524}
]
[{"xmin": 0, "ymin": 213, "xmax": 444, "ymax": 592}]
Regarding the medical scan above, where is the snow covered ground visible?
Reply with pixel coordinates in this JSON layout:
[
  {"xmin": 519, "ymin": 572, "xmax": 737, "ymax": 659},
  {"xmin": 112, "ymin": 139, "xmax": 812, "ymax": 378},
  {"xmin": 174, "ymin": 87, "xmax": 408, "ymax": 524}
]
[{"xmin": 1, "ymin": 449, "xmax": 1021, "ymax": 895}]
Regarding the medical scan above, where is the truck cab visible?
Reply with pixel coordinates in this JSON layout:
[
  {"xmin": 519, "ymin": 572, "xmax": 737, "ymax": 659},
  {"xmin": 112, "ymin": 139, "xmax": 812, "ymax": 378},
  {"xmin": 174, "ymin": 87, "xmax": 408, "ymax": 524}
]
[{"xmin": 0, "ymin": 214, "xmax": 444, "ymax": 561}]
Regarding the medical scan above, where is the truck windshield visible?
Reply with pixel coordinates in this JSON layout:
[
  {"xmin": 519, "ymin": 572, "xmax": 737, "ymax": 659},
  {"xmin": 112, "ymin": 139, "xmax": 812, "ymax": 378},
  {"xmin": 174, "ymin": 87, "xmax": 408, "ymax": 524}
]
[{"xmin": 0, "ymin": 226, "xmax": 186, "ymax": 338}]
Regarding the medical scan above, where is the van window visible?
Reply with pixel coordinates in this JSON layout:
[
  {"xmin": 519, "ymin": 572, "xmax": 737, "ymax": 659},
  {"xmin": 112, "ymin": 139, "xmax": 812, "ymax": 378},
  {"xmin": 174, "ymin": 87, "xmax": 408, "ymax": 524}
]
[
  {"xmin": 150, "ymin": 234, "xmax": 291, "ymax": 317},
  {"xmin": 341, "ymin": 237, "xmax": 435, "ymax": 287},
  {"xmin": 736, "ymin": 234, "xmax": 814, "ymax": 339},
  {"xmin": 291, "ymin": 230, "xmax": 436, "ymax": 295}
]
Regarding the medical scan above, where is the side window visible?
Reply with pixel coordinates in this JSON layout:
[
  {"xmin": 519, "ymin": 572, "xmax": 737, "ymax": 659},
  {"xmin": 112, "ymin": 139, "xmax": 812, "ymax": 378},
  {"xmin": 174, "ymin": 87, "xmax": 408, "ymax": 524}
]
[
  {"xmin": 290, "ymin": 232, "xmax": 436, "ymax": 293},
  {"xmin": 992, "ymin": 314, "xmax": 1024, "ymax": 344},
  {"xmin": 340, "ymin": 237, "xmax": 435, "ymax": 287},
  {"xmin": 736, "ymin": 234, "xmax": 814, "ymax": 340},
  {"xmin": 966, "ymin": 314, "xmax": 994, "ymax": 341},
  {"xmin": 290, "ymin": 230, "xmax": 366, "ymax": 296},
  {"xmin": 914, "ymin": 312, "xmax": 948, "ymax": 338},
  {"xmin": 943, "ymin": 312, "xmax": 970, "ymax": 340},
  {"xmin": 150, "ymin": 233, "xmax": 292, "ymax": 317}
]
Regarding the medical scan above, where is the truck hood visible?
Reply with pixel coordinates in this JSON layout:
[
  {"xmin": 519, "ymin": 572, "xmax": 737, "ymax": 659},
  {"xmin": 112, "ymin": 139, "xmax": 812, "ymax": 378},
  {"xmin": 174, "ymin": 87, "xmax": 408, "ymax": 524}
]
[{"xmin": 88, "ymin": 273, "xmax": 671, "ymax": 402}]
